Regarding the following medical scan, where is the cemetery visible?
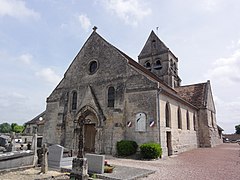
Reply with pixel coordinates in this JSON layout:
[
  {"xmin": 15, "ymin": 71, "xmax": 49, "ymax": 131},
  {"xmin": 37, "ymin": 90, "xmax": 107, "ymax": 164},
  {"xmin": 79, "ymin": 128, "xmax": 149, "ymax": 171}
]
[
  {"xmin": 0, "ymin": 127, "xmax": 155, "ymax": 180},
  {"xmin": 0, "ymin": 131, "xmax": 239, "ymax": 180},
  {"xmin": 0, "ymin": 133, "xmax": 38, "ymax": 172}
]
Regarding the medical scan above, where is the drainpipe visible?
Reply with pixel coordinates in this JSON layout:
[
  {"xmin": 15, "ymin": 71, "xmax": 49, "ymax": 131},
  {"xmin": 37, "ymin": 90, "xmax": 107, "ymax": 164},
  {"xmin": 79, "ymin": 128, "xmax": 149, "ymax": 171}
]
[{"xmin": 157, "ymin": 84, "xmax": 162, "ymax": 145}]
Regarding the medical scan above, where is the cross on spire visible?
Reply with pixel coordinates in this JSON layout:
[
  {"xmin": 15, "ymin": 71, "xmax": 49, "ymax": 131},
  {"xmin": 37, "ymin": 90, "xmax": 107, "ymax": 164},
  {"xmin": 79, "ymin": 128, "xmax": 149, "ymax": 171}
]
[{"xmin": 92, "ymin": 26, "xmax": 98, "ymax": 32}]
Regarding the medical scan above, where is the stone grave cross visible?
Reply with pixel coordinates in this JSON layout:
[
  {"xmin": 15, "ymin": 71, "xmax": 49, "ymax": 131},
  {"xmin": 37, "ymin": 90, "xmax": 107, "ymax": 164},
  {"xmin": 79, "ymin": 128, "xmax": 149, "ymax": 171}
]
[
  {"xmin": 41, "ymin": 143, "xmax": 48, "ymax": 174},
  {"xmin": 70, "ymin": 116, "xmax": 89, "ymax": 180},
  {"xmin": 77, "ymin": 117, "xmax": 86, "ymax": 158}
]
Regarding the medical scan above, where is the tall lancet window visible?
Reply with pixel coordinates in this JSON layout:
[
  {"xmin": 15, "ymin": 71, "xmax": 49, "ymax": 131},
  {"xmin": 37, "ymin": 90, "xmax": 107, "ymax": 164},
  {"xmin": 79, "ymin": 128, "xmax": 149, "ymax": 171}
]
[
  {"xmin": 177, "ymin": 107, "xmax": 182, "ymax": 129},
  {"xmin": 186, "ymin": 111, "xmax": 190, "ymax": 130},
  {"xmin": 165, "ymin": 102, "xmax": 171, "ymax": 128},
  {"xmin": 72, "ymin": 91, "xmax": 77, "ymax": 110},
  {"xmin": 211, "ymin": 111, "xmax": 215, "ymax": 129},
  {"xmin": 108, "ymin": 86, "xmax": 115, "ymax": 107},
  {"xmin": 193, "ymin": 113, "xmax": 196, "ymax": 131}
]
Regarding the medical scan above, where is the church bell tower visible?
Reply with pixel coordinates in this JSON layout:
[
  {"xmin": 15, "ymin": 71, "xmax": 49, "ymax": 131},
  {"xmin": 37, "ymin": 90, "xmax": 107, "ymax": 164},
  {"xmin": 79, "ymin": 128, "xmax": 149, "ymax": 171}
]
[{"xmin": 138, "ymin": 31, "xmax": 181, "ymax": 88}]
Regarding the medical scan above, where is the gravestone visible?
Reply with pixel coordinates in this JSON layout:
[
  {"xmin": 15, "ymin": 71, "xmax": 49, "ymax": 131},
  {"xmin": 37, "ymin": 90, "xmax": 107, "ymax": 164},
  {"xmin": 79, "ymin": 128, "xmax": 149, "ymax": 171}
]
[
  {"xmin": 32, "ymin": 133, "xmax": 38, "ymax": 166},
  {"xmin": 85, "ymin": 153, "xmax": 105, "ymax": 174},
  {"xmin": 6, "ymin": 133, "xmax": 15, "ymax": 152},
  {"xmin": 48, "ymin": 144, "xmax": 64, "ymax": 168}
]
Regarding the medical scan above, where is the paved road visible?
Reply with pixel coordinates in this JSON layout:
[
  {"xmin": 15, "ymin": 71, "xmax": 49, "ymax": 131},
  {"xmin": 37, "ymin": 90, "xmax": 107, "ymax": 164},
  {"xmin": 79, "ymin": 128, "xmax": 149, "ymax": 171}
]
[{"xmin": 107, "ymin": 143, "xmax": 240, "ymax": 180}]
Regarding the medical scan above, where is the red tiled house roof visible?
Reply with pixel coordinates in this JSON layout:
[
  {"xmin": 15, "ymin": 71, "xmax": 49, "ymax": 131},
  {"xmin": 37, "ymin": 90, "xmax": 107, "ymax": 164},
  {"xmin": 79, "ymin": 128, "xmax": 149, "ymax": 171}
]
[{"xmin": 175, "ymin": 82, "xmax": 207, "ymax": 109}]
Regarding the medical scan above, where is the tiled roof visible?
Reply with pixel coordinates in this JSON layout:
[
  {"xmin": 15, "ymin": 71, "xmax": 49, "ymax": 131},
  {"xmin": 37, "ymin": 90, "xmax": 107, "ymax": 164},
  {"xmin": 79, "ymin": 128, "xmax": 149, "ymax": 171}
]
[
  {"xmin": 25, "ymin": 111, "xmax": 45, "ymax": 125},
  {"xmin": 175, "ymin": 82, "xmax": 207, "ymax": 108}
]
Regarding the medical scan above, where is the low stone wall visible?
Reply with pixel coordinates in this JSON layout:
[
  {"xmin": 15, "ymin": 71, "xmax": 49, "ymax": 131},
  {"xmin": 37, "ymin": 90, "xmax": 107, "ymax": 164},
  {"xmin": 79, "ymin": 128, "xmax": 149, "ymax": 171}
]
[{"xmin": 0, "ymin": 151, "xmax": 34, "ymax": 170}]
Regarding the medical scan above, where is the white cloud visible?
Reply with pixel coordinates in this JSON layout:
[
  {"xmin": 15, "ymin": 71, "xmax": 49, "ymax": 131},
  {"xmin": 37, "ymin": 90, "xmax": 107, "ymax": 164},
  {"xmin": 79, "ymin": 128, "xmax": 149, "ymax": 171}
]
[
  {"xmin": 201, "ymin": 0, "xmax": 222, "ymax": 12},
  {"xmin": 78, "ymin": 14, "xmax": 91, "ymax": 32},
  {"xmin": 35, "ymin": 68, "xmax": 61, "ymax": 85},
  {"xmin": 212, "ymin": 94, "xmax": 223, "ymax": 106},
  {"xmin": 0, "ymin": 90, "xmax": 45, "ymax": 124},
  {"xmin": 10, "ymin": 92, "xmax": 26, "ymax": 99},
  {"xmin": 0, "ymin": 51, "xmax": 34, "ymax": 66},
  {"xmin": 0, "ymin": 92, "xmax": 27, "ymax": 108},
  {"xmin": 212, "ymin": 95, "xmax": 240, "ymax": 133},
  {"xmin": 0, "ymin": 0, "xmax": 40, "ymax": 20},
  {"xmin": 206, "ymin": 48, "xmax": 240, "ymax": 84},
  {"xmin": 226, "ymin": 39, "xmax": 240, "ymax": 50},
  {"xmin": 217, "ymin": 100, "xmax": 240, "ymax": 132},
  {"xmin": 237, "ymin": 39, "xmax": 240, "ymax": 46},
  {"xmin": 102, "ymin": 0, "xmax": 152, "ymax": 26},
  {"xmin": 60, "ymin": 14, "xmax": 92, "ymax": 36},
  {"xmin": 18, "ymin": 53, "xmax": 33, "ymax": 65}
]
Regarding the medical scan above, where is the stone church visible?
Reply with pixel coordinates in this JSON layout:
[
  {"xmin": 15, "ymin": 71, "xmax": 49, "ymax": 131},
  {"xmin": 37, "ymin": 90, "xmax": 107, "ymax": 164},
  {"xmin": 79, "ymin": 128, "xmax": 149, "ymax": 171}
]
[{"xmin": 42, "ymin": 29, "xmax": 223, "ymax": 157}]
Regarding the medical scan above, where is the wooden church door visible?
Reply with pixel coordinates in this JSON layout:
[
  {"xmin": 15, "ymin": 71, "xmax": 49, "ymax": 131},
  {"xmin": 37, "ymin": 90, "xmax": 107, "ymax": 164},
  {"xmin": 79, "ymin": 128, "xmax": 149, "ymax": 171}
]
[{"xmin": 84, "ymin": 124, "xmax": 96, "ymax": 153}]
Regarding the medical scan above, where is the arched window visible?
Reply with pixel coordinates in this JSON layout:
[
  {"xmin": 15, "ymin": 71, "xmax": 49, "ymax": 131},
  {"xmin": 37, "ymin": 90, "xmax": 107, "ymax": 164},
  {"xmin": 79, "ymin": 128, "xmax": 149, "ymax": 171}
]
[
  {"xmin": 145, "ymin": 61, "xmax": 151, "ymax": 70},
  {"xmin": 186, "ymin": 111, "xmax": 190, "ymax": 130},
  {"xmin": 72, "ymin": 91, "xmax": 77, "ymax": 110},
  {"xmin": 177, "ymin": 107, "xmax": 182, "ymax": 129},
  {"xmin": 173, "ymin": 62, "xmax": 177, "ymax": 73},
  {"xmin": 165, "ymin": 102, "xmax": 171, "ymax": 128},
  {"xmin": 170, "ymin": 59, "xmax": 173, "ymax": 67},
  {"xmin": 154, "ymin": 59, "xmax": 162, "ymax": 70},
  {"xmin": 108, "ymin": 86, "xmax": 115, "ymax": 107},
  {"xmin": 193, "ymin": 113, "xmax": 196, "ymax": 131}
]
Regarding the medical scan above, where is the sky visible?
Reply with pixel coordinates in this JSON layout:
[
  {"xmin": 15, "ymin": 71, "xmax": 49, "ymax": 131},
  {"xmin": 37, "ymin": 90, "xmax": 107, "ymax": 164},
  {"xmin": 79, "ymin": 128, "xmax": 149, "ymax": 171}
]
[{"xmin": 0, "ymin": 0, "xmax": 239, "ymax": 134}]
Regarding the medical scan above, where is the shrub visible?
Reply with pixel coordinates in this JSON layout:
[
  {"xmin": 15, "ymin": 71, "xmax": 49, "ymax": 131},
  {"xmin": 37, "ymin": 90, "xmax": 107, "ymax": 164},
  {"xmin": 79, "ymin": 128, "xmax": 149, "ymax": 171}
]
[
  {"xmin": 116, "ymin": 140, "xmax": 138, "ymax": 156},
  {"xmin": 140, "ymin": 143, "xmax": 162, "ymax": 159}
]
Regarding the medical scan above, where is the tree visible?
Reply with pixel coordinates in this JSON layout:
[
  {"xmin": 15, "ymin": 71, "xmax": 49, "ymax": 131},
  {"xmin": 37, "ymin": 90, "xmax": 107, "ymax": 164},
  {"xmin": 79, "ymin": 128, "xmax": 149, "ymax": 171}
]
[
  {"xmin": 0, "ymin": 122, "xmax": 25, "ymax": 133},
  {"xmin": 0, "ymin": 123, "xmax": 11, "ymax": 133},
  {"xmin": 11, "ymin": 123, "xmax": 17, "ymax": 131},
  {"xmin": 235, "ymin": 124, "xmax": 240, "ymax": 134},
  {"xmin": 12, "ymin": 125, "xmax": 25, "ymax": 133},
  {"xmin": 11, "ymin": 123, "xmax": 25, "ymax": 133}
]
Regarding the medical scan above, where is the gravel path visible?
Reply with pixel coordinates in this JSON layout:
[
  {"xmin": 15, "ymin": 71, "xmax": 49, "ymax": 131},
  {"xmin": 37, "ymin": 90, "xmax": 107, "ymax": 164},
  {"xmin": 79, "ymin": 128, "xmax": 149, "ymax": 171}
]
[
  {"xmin": 0, "ymin": 167, "xmax": 69, "ymax": 180},
  {"xmin": 107, "ymin": 143, "xmax": 240, "ymax": 180}
]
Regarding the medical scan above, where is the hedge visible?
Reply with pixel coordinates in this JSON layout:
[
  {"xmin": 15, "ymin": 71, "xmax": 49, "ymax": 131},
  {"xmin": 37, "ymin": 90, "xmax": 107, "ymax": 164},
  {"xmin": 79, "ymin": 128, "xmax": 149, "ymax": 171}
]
[
  {"xmin": 116, "ymin": 140, "xmax": 138, "ymax": 156},
  {"xmin": 140, "ymin": 143, "xmax": 162, "ymax": 159}
]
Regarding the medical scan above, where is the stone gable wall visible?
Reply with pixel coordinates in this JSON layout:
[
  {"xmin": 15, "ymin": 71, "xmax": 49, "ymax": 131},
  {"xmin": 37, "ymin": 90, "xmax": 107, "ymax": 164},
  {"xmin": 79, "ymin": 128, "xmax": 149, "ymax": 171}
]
[{"xmin": 43, "ymin": 32, "xmax": 159, "ymax": 155}]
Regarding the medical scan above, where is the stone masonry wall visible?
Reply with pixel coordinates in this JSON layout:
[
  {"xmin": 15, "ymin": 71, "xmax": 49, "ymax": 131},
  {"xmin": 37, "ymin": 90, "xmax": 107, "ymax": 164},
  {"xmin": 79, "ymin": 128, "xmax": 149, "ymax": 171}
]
[
  {"xmin": 159, "ymin": 93, "xmax": 198, "ymax": 157},
  {"xmin": 125, "ymin": 90, "xmax": 159, "ymax": 145}
]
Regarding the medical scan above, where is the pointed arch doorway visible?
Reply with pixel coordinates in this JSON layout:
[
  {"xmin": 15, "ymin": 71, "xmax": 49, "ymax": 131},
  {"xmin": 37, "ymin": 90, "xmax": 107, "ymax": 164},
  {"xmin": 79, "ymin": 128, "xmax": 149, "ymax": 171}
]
[{"xmin": 75, "ymin": 105, "xmax": 102, "ymax": 154}]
